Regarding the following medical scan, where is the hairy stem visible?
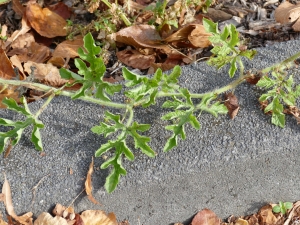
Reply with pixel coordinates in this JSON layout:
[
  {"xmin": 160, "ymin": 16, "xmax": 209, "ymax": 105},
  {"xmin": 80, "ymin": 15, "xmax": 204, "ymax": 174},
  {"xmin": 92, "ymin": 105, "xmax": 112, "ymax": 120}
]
[
  {"xmin": 34, "ymin": 92, "xmax": 56, "ymax": 118},
  {"xmin": 261, "ymin": 51, "xmax": 300, "ymax": 74},
  {"xmin": 0, "ymin": 78, "xmax": 127, "ymax": 109}
]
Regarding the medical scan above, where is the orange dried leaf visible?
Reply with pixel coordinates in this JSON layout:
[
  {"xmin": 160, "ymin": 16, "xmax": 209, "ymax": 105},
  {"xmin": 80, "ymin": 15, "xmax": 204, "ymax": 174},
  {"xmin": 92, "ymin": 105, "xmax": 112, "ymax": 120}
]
[
  {"xmin": 0, "ymin": 49, "xmax": 16, "ymax": 79},
  {"xmin": 258, "ymin": 205, "xmax": 277, "ymax": 225},
  {"xmin": 2, "ymin": 174, "xmax": 17, "ymax": 218},
  {"xmin": 191, "ymin": 209, "xmax": 221, "ymax": 225},
  {"xmin": 85, "ymin": 157, "xmax": 100, "ymax": 205},
  {"xmin": 116, "ymin": 49, "xmax": 155, "ymax": 69},
  {"xmin": 275, "ymin": 1, "xmax": 300, "ymax": 24},
  {"xmin": 188, "ymin": 25, "xmax": 211, "ymax": 48},
  {"xmin": 52, "ymin": 36, "xmax": 84, "ymax": 59},
  {"xmin": 224, "ymin": 92, "xmax": 240, "ymax": 119},
  {"xmin": 80, "ymin": 210, "xmax": 118, "ymax": 225},
  {"xmin": 26, "ymin": 3, "xmax": 67, "ymax": 38},
  {"xmin": 34, "ymin": 212, "xmax": 68, "ymax": 225},
  {"xmin": 12, "ymin": 0, "xmax": 25, "ymax": 17}
]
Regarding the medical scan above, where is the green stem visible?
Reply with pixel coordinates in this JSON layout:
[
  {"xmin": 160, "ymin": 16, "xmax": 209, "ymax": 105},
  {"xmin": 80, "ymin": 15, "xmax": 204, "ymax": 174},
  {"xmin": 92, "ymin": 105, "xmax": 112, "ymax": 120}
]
[
  {"xmin": 0, "ymin": 78, "xmax": 127, "ymax": 109},
  {"xmin": 261, "ymin": 51, "xmax": 300, "ymax": 74},
  {"xmin": 34, "ymin": 92, "xmax": 56, "ymax": 118},
  {"xmin": 126, "ymin": 107, "xmax": 134, "ymax": 127}
]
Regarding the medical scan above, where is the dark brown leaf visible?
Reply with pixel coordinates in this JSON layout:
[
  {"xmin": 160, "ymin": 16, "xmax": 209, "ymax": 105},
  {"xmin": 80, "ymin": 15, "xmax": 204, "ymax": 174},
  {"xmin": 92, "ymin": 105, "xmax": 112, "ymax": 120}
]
[
  {"xmin": 116, "ymin": 49, "xmax": 155, "ymax": 69},
  {"xmin": 224, "ymin": 92, "xmax": 240, "ymax": 119}
]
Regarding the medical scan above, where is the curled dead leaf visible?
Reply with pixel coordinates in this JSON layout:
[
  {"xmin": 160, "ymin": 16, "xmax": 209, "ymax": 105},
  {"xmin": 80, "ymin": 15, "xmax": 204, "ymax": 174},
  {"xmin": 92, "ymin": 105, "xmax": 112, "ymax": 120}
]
[
  {"xmin": 116, "ymin": 49, "xmax": 155, "ymax": 69},
  {"xmin": 26, "ymin": 3, "xmax": 67, "ymax": 38},
  {"xmin": 224, "ymin": 92, "xmax": 240, "ymax": 119},
  {"xmin": 85, "ymin": 157, "xmax": 101, "ymax": 205},
  {"xmin": 258, "ymin": 205, "xmax": 277, "ymax": 225},
  {"xmin": 80, "ymin": 210, "xmax": 118, "ymax": 225}
]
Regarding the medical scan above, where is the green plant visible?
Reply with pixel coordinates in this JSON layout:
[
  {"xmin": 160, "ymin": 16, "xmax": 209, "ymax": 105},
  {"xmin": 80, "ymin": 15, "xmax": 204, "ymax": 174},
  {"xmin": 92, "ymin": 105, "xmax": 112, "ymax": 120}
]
[
  {"xmin": 1, "ymin": 20, "xmax": 300, "ymax": 193},
  {"xmin": 272, "ymin": 201, "xmax": 293, "ymax": 215}
]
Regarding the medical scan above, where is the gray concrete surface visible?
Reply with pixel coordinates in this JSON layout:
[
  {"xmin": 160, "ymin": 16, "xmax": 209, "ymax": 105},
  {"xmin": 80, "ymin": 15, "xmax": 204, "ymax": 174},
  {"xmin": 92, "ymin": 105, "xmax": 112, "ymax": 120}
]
[{"xmin": 0, "ymin": 40, "xmax": 300, "ymax": 225}]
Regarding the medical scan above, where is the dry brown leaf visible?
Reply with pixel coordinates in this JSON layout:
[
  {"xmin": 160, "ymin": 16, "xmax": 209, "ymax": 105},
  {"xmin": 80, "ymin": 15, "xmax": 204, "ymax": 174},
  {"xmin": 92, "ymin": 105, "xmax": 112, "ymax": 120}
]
[
  {"xmin": 47, "ymin": 2, "xmax": 72, "ymax": 20},
  {"xmin": 80, "ymin": 210, "xmax": 118, "ymax": 225},
  {"xmin": 6, "ymin": 17, "xmax": 31, "ymax": 47},
  {"xmin": 275, "ymin": 1, "xmax": 300, "ymax": 24},
  {"xmin": 258, "ymin": 205, "xmax": 277, "ymax": 225},
  {"xmin": 26, "ymin": 3, "xmax": 67, "ymax": 38},
  {"xmin": 188, "ymin": 25, "xmax": 212, "ymax": 48},
  {"xmin": 115, "ymin": 25, "xmax": 172, "ymax": 53},
  {"xmin": 164, "ymin": 25, "xmax": 196, "ymax": 42},
  {"xmin": 10, "ymin": 55, "xmax": 24, "ymax": 76},
  {"xmin": 0, "ymin": 49, "xmax": 16, "ymax": 80},
  {"xmin": 52, "ymin": 36, "xmax": 84, "ymax": 59},
  {"xmin": 1, "ymin": 174, "xmax": 33, "ymax": 225},
  {"xmin": 24, "ymin": 61, "xmax": 68, "ymax": 87},
  {"xmin": 11, "ymin": 33, "xmax": 35, "ymax": 49},
  {"xmin": 12, "ymin": 0, "xmax": 25, "ymax": 17},
  {"xmin": 191, "ymin": 208, "xmax": 221, "ymax": 225},
  {"xmin": 52, "ymin": 204, "xmax": 73, "ymax": 217},
  {"xmin": 204, "ymin": 8, "xmax": 232, "ymax": 22},
  {"xmin": 116, "ymin": 49, "xmax": 155, "ymax": 69},
  {"xmin": 34, "ymin": 212, "xmax": 68, "ymax": 225},
  {"xmin": 85, "ymin": 157, "xmax": 100, "ymax": 205},
  {"xmin": 224, "ymin": 92, "xmax": 240, "ymax": 119}
]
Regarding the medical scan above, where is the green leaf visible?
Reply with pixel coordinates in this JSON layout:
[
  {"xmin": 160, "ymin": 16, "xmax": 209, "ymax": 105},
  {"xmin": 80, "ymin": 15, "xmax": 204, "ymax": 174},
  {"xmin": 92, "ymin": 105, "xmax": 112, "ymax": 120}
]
[
  {"xmin": 127, "ymin": 122, "xmax": 156, "ymax": 157},
  {"xmin": 103, "ymin": 154, "xmax": 127, "ymax": 193},
  {"xmin": 272, "ymin": 205, "xmax": 281, "ymax": 213},
  {"xmin": 203, "ymin": 18, "xmax": 218, "ymax": 34},
  {"xmin": 59, "ymin": 68, "xmax": 83, "ymax": 80},
  {"xmin": 284, "ymin": 202, "xmax": 293, "ymax": 210},
  {"xmin": 229, "ymin": 57, "xmax": 237, "ymax": 78},
  {"xmin": 2, "ymin": 97, "xmax": 31, "ymax": 116},
  {"xmin": 31, "ymin": 124, "xmax": 43, "ymax": 151}
]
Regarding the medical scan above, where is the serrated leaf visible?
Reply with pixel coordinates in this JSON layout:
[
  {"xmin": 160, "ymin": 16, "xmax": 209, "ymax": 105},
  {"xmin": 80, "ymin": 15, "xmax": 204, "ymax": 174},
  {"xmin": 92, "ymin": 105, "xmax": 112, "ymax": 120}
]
[
  {"xmin": 162, "ymin": 99, "xmax": 185, "ymax": 109},
  {"xmin": 59, "ymin": 67, "xmax": 83, "ymax": 80},
  {"xmin": 104, "ymin": 154, "xmax": 126, "ymax": 193},
  {"xmin": 180, "ymin": 88, "xmax": 193, "ymax": 106},
  {"xmin": 2, "ymin": 97, "xmax": 31, "ymax": 116},
  {"xmin": 240, "ymin": 49, "xmax": 257, "ymax": 59},
  {"xmin": 0, "ymin": 136, "xmax": 10, "ymax": 154},
  {"xmin": 95, "ymin": 141, "xmax": 114, "ymax": 157},
  {"xmin": 91, "ymin": 123, "xmax": 117, "ymax": 137},
  {"xmin": 127, "ymin": 123, "xmax": 155, "ymax": 157},
  {"xmin": 31, "ymin": 125, "xmax": 43, "ymax": 151},
  {"xmin": 161, "ymin": 110, "xmax": 187, "ymax": 120},
  {"xmin": 119, "ymin": 140, "xmax": 134, "ymax": 161},
  {"xmin": 166, "ymin": 66, "xmax": 181, "ymax": 84},
  {"xmin": 203, "ymin": 18, "xmax": 218, "ymax": 34},
  {"xmin": 257, "ymin": 76, "xmax": 276, "ymax": 89},
  {"xmin": 189, "ymin": 114, "xmax": 200, "ymax": 129},
  {"xmin": 272, "ymin": 112, "xmax": 285, "ymax": 128},
  {"xmin": 229, "ymin": 57, "xmax": 237, "ymax": 78}
]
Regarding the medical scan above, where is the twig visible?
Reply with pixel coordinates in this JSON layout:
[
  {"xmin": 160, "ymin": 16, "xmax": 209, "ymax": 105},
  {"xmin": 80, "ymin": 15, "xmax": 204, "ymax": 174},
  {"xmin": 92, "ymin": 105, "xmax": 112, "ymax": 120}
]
[
  {"xmin": 66, "ymin": 188, "xmax": 86, "ymax": 210},
  {"xmin": 31, "ymin": 174, "xmax": 50, "ymax": 209}
]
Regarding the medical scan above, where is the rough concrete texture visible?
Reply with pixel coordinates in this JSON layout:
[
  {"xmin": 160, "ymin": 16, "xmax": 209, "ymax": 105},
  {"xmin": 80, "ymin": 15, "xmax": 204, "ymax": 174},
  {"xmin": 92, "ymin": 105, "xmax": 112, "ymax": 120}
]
[{"xmin": 0, "ymin": 40, "xmax": 300, "ymax": 225}]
